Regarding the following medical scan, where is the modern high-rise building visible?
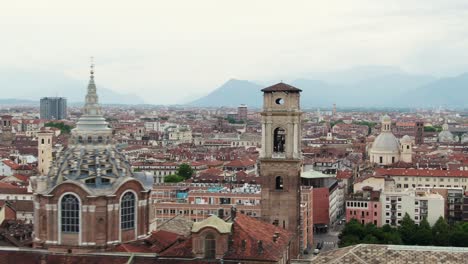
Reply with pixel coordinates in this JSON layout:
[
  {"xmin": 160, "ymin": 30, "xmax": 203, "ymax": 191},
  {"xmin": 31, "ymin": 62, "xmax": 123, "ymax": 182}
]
[{"xmin": 40, "ymin": 97, "xmax": 67, "ymax": 120}]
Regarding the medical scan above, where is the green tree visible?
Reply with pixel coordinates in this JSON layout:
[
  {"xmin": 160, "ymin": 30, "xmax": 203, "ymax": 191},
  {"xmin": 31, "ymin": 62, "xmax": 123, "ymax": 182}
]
[
  {"xmin": 338, "ymin": 219, "xmax": 365, "ymax": 247},
  {"xmin": 177, "ymin": 163, "xmax": 194, "ymax": 180},
  {"xmin": 399, "ymin": 213, "xmax": 417, "ymax": 245},
  {"xmin": 164, "ymin": 174, "xmax": 184, "ymax": 183},
  {"xmin": 362, "ymin": 234, "xmax": 379, "ymax": 244},
  {"xmin": 45, "ymin": 122, "xmax": 73, "ymax": 134},
  {"xmin": 339, "ymin": 234, "xmax": 361, "ymax": 247},
  {"xmin": 449, "ymin": 223, "xmax": 468, "ymax": 247},
  {"xmin": 414, "ymin": 217, "xmax": 432, "ymax": 245},
  {"xmin": 432, "ymin": 217, "xmax": 450, "ymax": 246}
]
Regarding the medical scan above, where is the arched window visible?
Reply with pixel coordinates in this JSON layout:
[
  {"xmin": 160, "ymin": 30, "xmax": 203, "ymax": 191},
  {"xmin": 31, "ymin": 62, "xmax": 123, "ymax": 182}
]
[
  {"xmin": 98, "ymin": 136, "xmax": 103, "ymax": 143},
  {"xmin": 87, "ymin": 136, "xmax": 92, "ymax": 143},
  {"xmin": 275, "ymin": 176, "xmax": 283, "ymax": 190},
  {"xmin": 61, "ymin": 194, "xmax": 80, "ymax": 233},
  {"xmin": 273, "ymin": 128, "xmax": 286, "ymax": 153},
  {"xmin": 204, "ymin": 233, "xmax": 216, "ymax": 259},
  {"xmin": 78, "ymin": 136, "xmax": 83, "ymax": 143},
  {"xmin": 121, "ymin": 192, "xmax": 136, "ymax": 230},
  {"xmin": 41, "ymin": 138, "xmax": 44, "ymax": 144}
]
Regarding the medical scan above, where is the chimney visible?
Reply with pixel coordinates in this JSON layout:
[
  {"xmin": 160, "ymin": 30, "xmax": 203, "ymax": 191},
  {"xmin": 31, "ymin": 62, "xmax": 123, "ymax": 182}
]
[
  {"xmin": 231, "ymin": 206, "xmax": 237, "ymax": 220},
  {"xmin": 273, "ymin": 231, "xmax": 280, "ymax": 242},
  {"xmin": 257, "ymin": 240, "xmax": 263, "ymax": 254}
]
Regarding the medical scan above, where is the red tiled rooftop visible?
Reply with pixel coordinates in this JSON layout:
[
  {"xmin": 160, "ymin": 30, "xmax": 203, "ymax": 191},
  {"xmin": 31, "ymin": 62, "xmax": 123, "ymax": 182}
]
[
  {"xmin": 375, "ymin": 168, "xmax": 468, "ymax": 178},
  {"xmin": 261, "ymin": 82, "xmax": 302, "ymax": 92},
  {"xmin": 224, "ymin": 159, "xmax": 256, "ymax": 168}
]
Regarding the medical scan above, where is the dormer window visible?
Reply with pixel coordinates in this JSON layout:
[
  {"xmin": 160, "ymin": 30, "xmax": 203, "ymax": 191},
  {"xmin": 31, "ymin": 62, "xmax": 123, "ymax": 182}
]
[
  {"xmin": 204, "ymin": 233, "xmax": 216, "ymax": 259},
  {"xmin": 85, "ymin": 178, "xmax": 96, "ymax": 184}
]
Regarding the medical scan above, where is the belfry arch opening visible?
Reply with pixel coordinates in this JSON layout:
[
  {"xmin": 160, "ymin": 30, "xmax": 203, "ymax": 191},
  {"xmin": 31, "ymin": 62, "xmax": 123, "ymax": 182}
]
[
  {"xmin": 273, "ymin": 127, "xmax": 286, "ymax": 153},
  {"xmin": 275, "ymin": 176, "xmax": 284, "ymax": 190}
]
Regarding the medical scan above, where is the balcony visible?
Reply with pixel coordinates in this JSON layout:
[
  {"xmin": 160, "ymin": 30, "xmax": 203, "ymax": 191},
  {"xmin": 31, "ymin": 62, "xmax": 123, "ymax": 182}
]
[{"xmin": 272, "ymin": 152, "xmax": 286, "ymax": 159}]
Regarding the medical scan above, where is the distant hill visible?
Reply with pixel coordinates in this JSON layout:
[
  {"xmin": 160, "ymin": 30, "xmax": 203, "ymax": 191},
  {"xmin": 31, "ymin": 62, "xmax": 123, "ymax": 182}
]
[
  {"xmin": 0, "ymin": 69, "xmax": 145, "ymax": 104},
  {"xmin": 190, "ymin": 67, "xmax": 445, "ymax": 108},
  {"xmin": 190, "ymin": 79, "xmax": 263, "ymax": 107},
  {"xmin": 0, "ymin": 98, "xmax": 37, "ymax": 105},
  {"xmin": 399, "ymin": 73, "xmax": 468, "ymax": 108}
]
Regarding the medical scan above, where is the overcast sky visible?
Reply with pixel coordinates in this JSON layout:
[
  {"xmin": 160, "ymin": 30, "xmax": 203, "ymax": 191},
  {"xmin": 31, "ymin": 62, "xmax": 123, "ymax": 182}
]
[{"xmin": 1, "ymin": 0, "xmax": 468, "ymax": 104}]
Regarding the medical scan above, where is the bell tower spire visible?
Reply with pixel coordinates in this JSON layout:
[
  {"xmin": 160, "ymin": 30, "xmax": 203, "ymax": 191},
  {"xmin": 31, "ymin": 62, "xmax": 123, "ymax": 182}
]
[
  {"xmin": 71, "ymin": 58, "xmax": 112, "ymax": 145},
  {"xmin": 84, "ymin": 56, "xmax": 101, "ymax": 116}
]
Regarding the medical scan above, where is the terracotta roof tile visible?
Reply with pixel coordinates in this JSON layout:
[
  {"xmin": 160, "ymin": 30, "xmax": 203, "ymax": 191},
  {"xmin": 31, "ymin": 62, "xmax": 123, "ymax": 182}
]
[
  {"xmin": 261, "ymin": 82, "xmax": 302, "ymax": 92},
  {"xmin": 375, "ymin": 168, "xmax": 468, "ymax": 178}
]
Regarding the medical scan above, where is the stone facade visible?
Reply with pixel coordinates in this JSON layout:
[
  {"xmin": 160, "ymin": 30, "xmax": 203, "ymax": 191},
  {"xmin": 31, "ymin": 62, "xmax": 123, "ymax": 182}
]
[
  {"xmin": 259, "ymin": 83, "xmax": 303, "ymax": 256},
  {"xmin": 37, "ymin": 131, "xmax": 53, "ymax": 176},
  {"xmin": 33, "ymin": 179, "xmax": 150, "ymax": 252}
]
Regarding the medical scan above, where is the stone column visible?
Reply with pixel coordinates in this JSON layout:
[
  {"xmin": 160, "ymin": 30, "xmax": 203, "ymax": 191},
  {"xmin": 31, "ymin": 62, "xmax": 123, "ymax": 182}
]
[
  {"xmin": 265, "ymin": 118, "xmax": 272, "ymax": 157},
  {"xmin": 287, "ymin": 122, "xmax": 293, "ymax": 158},
  {"xmin": 261, "ymin": 123, "xmax": 266, "ymax": 157},
  {"xmin": 89, "ymin": 205, "xmax": 96, "ymax": 245},
  {"xmin": 293, "ymin": 122, "xmax": 298, "ymax": 158}
]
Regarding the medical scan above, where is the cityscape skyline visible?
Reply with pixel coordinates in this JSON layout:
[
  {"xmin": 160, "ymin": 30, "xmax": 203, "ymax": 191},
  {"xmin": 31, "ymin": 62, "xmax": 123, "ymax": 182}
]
[{"xmin": 1, "ymin": 2, "xmax": 468, "ymax": 263}]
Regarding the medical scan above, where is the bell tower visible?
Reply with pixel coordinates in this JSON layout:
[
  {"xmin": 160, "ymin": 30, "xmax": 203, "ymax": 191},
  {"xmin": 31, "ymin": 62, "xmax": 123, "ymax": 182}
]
[
  {"xmin": 37, "ymin": 131, "xmax": 53, "ymax": 176},
  {"xmin": 259, "ymin": 82, "xmax": 302, "ymax": 249}
]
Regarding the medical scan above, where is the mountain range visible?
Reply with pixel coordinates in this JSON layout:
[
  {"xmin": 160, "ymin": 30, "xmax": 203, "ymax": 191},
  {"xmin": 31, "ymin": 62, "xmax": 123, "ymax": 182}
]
[
  {"xmin": 0, "ymin": 69, "xmax": 144, "ymax": 105},
  {"xmin": 190, "ymin": 66, "xmax": 467, "ymax": 108},
  {"xmin": 0, "ymin": 66, "xmax": 465, "ymax": 108}
]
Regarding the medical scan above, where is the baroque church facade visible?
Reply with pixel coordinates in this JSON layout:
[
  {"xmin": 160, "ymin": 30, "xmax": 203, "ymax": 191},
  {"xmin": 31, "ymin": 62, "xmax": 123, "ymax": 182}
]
[{"xmin": 31, "ymin": 65, "xmax": 150, "ymax": 252}]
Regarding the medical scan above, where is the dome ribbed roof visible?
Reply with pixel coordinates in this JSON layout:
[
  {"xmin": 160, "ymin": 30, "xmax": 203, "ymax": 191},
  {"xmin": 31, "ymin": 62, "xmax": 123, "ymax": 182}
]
[
  {"xmin": 400, "ymin": 135, "xmax": 412, "ymax": 144},
  {"xmin": 372, "ymin": 132, "xmax": 400, "ymax": 153},
  {"xmin": 43, "ymin": 63, "xmax": 143, "ymax": 195}
]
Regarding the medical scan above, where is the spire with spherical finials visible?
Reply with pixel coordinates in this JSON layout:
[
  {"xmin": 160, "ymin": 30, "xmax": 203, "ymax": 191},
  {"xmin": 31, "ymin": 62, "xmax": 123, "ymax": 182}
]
[
  {"xmin": 84, "ymin": 57, "xmax": 102, "ymax": 116},
  {"xmin": 71, "ymin": 58, "xmax": 111, "ymax": 140}
]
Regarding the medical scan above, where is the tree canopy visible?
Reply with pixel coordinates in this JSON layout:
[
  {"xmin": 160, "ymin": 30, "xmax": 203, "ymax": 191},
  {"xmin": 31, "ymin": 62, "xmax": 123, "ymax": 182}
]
[
  {"xmin": 339, "ymin": 215, "xmax": 468, "ymax": 248},
  {"xmin": 44, "ymin": 122, "xmax": 73, "ymax": 134},
  {"xmin": 177, "ymin": 163, "xmax": 194, "ymax": 180},
  {"xmin": 164, "ymin": 174, "xmax": 185, "ymax": 183}
]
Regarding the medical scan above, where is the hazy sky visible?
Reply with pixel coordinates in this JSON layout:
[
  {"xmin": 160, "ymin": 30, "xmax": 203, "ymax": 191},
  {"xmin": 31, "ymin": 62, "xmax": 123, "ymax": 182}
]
[{"xmin": 2, "ymin": 0, "xmax": 468, "ymax": 104}]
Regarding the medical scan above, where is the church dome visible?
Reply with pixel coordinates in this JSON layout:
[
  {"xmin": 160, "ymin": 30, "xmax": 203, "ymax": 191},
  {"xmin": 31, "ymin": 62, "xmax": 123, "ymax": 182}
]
[
  {"xmin": 400, "ymin": 135, "xmax": 412, "ymax": 144},
  {"xmin": 372, "ymin": 132, "xmax": 400, "ymax": 153},
  {"xmin": 438, "ymin": 122, "xmax": 454, "ymax": 143},
  {"xmin": 462, "ymin": 133, "xmax": 468, "ymax": 144},
  {"xmin": 47, "ymin": 145, "xmax": 134, "ymax": 195},
  {"xmin": 382, "ymin": 115, "xmax": 392, "ymax": 123},
  {"xmin": 41, "ymin": 63, "xmax": 143, "ymax": 195}
]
